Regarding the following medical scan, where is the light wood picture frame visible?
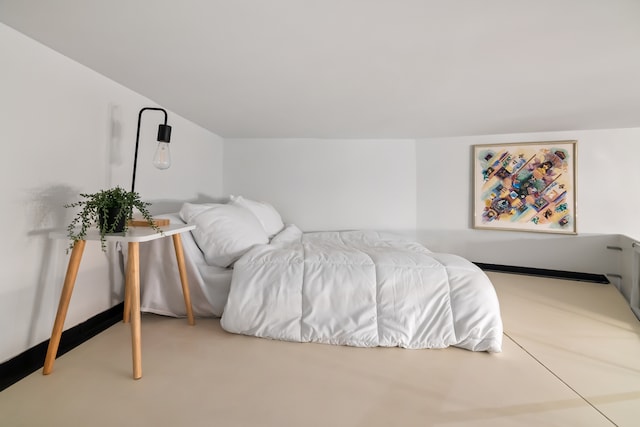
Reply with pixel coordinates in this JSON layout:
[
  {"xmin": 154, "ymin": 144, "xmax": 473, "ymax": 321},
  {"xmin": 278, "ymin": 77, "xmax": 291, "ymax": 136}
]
[{"xmin": 473, "ymin": 141, "xmax": 577, "ymax": 234}]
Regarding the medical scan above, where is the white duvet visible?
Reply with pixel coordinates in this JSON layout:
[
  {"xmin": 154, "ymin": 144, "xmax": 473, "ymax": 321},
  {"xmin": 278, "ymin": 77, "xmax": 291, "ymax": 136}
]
[{"xmin": 221, "ymin": 225, "xmax": 503, "ymax": 352}]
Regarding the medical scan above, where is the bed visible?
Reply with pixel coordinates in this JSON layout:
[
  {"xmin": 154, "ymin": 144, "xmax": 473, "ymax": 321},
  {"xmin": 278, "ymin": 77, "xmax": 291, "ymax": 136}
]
[{"xmin": 137, "ymin": 196, "xmax": 503, "ymax": 352}]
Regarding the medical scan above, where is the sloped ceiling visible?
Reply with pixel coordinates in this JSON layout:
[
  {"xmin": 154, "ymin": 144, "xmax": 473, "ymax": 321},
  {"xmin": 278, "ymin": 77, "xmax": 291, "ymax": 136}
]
[{"xmin": 1, "ymin": 0, "xmax": 640, "ymax": 138}]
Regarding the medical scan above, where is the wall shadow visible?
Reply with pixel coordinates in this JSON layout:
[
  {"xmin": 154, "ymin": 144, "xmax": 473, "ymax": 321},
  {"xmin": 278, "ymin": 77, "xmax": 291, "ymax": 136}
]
[
  {"xmin": 25, "ymin": 184, "xmax": 79, "ymax": 348},
  {"xmin": 144, "ymin": 193, "xmax": 229, "ymax": 216}
]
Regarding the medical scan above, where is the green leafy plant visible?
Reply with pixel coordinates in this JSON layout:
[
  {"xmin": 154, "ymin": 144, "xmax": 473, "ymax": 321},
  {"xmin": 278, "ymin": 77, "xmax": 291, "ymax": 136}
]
[{"xmin": 65, "ymin": 186, "xmax": 160, "ymax": 251}]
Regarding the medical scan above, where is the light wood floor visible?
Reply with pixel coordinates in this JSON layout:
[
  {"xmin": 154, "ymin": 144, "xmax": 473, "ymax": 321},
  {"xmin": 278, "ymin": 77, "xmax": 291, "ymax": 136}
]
[{"xmin": 1, "ymin": 272, "xmax": 639, "ymax": 426}]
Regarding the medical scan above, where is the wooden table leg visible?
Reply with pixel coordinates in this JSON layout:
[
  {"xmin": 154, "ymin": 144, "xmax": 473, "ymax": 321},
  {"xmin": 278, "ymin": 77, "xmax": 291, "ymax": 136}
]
[
  {"xmin": 127, "ymin": 241, "xmax": 142, "ymax": 379},
  {"xmin": 172, "ymin": 233, "xmax": 195, "ymax": 326},
  {"xmin": 43, "ymin": 240, "xmax": 86, "ymax": 375},
  {"xmin": 123, "ymin": 266, "xmax": 131, "ymax": 324}
]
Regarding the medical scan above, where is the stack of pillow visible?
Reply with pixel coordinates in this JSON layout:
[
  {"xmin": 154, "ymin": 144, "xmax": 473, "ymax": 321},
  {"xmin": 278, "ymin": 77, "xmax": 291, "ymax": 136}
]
[{"xmin": 179, "ymin": 195, "xmax": 285, "ymax": 268}]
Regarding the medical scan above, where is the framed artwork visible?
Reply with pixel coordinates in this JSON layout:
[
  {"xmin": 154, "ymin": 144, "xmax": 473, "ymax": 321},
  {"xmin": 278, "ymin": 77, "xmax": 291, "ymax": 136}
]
[{"xmin": 473, "ymin": 141, "xmax": 577, "ymax": 234}]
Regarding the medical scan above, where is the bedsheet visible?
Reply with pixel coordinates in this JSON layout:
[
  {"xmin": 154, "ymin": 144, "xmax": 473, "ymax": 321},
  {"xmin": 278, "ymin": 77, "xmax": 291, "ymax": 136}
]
[{"xmin": 133, "ymin": 213, "xmax": 233, "ymax": 317}]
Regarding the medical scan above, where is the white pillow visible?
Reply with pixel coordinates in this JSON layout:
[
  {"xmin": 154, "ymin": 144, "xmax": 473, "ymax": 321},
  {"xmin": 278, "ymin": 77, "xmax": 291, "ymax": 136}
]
[
  {"xmin": 229, "ymin": 195, "xmax": 284, "ymax": 238},
  {"xmin": 179, "ymin": 202, "xmax": 269, "ymax": 268}
]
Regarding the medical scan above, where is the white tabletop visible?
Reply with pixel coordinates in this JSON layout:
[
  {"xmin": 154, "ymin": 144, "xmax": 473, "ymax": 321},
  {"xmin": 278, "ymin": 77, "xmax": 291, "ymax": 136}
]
[{"xmin": 50, "ymin": 223, "xmax": 195, "ymax": 243}]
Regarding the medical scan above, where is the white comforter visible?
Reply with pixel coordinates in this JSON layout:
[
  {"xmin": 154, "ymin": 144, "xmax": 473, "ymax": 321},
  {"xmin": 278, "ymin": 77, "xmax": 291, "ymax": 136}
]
[{"xmin": 221, "ymin": 225, "xmax": 503, "ymax": 352}]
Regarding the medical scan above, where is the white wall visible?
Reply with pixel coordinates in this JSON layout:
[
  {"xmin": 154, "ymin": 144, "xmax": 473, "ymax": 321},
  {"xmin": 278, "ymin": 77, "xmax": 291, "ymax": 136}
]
[
  {"xmin": 224, "ymin": 131, "xmax": 639, "ymax": 280},
  {"xmin": 0, "ymin": 23, "xmax": 224, "ymax": 363},
  {"xmin": 416, "ymin": 128, "xmax": 640, "ymax": 275},
  {"xmin": 224, "ymin": 139, "xmax": 416, "ymax": 232}
]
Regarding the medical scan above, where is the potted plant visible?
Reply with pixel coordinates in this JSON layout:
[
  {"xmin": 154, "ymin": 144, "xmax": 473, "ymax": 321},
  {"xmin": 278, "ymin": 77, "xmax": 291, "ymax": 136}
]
[{"xmin": 65, "ymin": 186, "xmax": 160, "ymax": 251}]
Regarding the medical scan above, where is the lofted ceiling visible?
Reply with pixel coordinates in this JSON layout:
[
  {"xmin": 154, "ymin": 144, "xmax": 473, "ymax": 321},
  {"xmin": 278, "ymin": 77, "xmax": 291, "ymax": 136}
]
[{"xmin": 1, "ymin": 0, "xmax": 640, "ymax": 139}]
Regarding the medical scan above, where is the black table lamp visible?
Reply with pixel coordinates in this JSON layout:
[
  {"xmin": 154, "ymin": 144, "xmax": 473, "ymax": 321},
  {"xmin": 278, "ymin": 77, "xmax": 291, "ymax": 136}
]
[{"xmin": 131, "ymin": 107, "xmax": 172, "ymax": 194}]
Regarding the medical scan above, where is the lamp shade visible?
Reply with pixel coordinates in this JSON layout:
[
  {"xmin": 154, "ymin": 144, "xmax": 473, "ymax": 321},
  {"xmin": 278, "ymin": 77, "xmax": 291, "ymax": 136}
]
[{"xmin": 157, "ymin": 124, "xmax": 172, "ymax": 142}]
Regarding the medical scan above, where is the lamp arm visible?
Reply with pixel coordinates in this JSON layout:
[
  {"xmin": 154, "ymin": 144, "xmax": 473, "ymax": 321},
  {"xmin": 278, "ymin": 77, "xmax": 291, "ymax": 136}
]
[{"xmin": 131, "ymin": 107, "xmax": 169, "ymax": 194}]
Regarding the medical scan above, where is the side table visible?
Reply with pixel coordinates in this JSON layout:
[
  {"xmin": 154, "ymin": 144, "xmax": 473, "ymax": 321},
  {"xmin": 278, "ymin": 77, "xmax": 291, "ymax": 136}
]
[{"xmin": 43, "ymin": 223, "xmax": 196, "ymax": 379}]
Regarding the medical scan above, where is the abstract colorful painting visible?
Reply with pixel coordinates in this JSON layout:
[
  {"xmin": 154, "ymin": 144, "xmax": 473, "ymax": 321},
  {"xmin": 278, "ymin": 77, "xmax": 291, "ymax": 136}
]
[{"xmin": 473, "ymin": 141, "xmax": 577, "ymax": 234}]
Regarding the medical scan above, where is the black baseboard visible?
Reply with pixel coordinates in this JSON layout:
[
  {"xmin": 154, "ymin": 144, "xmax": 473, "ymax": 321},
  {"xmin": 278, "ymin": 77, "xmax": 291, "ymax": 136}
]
[
  {"xmin": 0, "ymin": 302, "xmax": 124, "ymax": 392},
  {"xmin": 474, "ymin": 263, "xmax": 610, "ymax": 284}
]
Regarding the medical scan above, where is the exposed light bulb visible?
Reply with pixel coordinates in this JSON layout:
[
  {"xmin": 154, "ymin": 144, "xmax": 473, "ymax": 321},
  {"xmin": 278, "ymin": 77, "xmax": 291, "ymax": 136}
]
[{"xmin": 153, "ymin": 141, "xmax": 171, "ymax": 169}]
